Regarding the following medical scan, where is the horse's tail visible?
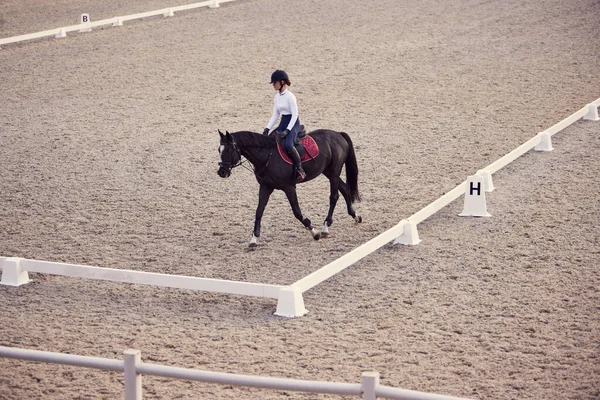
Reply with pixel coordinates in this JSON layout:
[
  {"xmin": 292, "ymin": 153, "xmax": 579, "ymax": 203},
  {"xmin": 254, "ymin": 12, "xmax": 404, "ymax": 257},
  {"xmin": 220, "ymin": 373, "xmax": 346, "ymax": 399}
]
[{"xmin": 339, "ymin": 131, "xmax": 361, "ymax": 203}]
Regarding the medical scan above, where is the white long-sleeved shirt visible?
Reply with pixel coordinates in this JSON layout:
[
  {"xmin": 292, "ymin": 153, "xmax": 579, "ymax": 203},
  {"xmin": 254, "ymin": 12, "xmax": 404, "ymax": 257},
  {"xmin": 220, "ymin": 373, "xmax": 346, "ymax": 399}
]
[{"xmin": 266, "ymin": 89, "xmax": 299, "ymax": 131}]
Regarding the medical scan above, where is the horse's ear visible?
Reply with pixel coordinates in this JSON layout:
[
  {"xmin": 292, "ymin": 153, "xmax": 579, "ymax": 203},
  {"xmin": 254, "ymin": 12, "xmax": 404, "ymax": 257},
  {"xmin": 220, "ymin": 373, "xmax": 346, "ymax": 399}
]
[
  {"xmin": 218, "ymin": 129, "xmax": 224, "ymax": 138},
  {"xmin": 225, "ymin": 131, "xmax": 232, "ymax": 141}
]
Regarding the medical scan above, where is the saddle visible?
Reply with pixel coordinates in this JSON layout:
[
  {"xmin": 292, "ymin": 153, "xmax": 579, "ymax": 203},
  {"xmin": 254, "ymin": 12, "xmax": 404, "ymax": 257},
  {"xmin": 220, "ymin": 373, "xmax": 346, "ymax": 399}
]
[
  {"xmin": 275, "ymin": 125, "xmax": 319, "ymax": 165},
  {"xmin": 296, "ymin": 125, "xmax": 306, "ymax": 139}
]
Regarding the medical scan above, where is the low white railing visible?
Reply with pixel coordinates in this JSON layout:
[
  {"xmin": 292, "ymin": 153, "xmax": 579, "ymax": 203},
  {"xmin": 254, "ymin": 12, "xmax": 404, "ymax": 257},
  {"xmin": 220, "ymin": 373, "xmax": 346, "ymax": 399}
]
[
  {"xmin": 1, "ymin": 99, "xmax": 598, "ymax": 317},
  {"xmin": 0, "ymin": 0, "xmax": 234, "ymax": 47},
  {"xmin": 0, "ymin": 346, "xmax": 471, "ymax": 400},
  {"xmin": 280, "ymin": 98, "xmax": 600, "ymax": 316},
  {"xmin": 0, "ymin": 257, "xmax": 282, "ymax": 298}
]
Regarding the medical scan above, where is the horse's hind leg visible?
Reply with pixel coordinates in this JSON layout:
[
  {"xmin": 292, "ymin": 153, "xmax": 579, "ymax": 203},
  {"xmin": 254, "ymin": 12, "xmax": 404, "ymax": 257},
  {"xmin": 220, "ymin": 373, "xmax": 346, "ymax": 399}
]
[
  {"xmin": 338, "ymin": 179, "xmax": 362, "ymax": 223},
  {"xmin": 321, "ymin": 177, "xmax": 340, "ymax": 238},
  {"xmin": 250, "ymin": 184, "xmax": 274, "ymax": 247},
  {"xmin": 283, "ymin": 186, "xmax": 321, "ymax": 241}
]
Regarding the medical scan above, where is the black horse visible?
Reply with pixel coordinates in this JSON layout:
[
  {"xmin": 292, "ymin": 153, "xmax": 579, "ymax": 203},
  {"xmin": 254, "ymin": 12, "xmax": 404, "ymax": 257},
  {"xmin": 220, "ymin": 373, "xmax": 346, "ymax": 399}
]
[{"xmin": 217, "ymin": 129, "xmax": 362, "ymax": 247}]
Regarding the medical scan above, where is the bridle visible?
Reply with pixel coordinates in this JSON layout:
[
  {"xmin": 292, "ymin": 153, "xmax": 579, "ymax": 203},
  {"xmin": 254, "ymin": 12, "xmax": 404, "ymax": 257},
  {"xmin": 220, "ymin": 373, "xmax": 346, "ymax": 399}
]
[
  {"xmin": 218, "ymin": 134, "xmax": 274, "ymax": 177},
  {"xmin": 218, "ymin": 137, "xmax": 243, "ymax": 173}
]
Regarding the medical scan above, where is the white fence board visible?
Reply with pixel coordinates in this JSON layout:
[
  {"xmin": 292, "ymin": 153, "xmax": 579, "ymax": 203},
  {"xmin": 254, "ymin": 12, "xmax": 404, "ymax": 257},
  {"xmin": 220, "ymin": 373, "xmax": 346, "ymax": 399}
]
[
  {"xmin": 546, "ymin": 105, "xmax": 589, "ymax": 136},
  {"xmin": 484, "ymin": 135, "xmax": 541, "ymax": 175},
  {"xmin": 408, "ymin": 182, "xmax": 467, "ymax": 225},
  {"xmin": 1, "ymin": 258, "xmax": 283, "ymax": 299},
  {"xmin": 292, "ymin": 221, "xmax": 407, "ymax": 293}
]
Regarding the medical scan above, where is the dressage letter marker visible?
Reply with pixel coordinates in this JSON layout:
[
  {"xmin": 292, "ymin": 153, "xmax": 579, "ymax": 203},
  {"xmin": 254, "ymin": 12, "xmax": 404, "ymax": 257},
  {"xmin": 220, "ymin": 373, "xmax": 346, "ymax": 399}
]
[
  {"xmin": 459, "ymin": 174, "xmax": 491, "ymax": 217},
  {"xmin": 79, "ymin": 14, "xmax": 92, "ymax": 33}
]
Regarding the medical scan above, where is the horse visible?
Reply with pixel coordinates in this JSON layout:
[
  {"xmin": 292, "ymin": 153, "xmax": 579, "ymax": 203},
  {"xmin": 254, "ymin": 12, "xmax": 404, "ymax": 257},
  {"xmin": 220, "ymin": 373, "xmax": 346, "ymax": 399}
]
[{"xmin": 217, "ymin": 129, "xmax": 362, "ymax": 247}]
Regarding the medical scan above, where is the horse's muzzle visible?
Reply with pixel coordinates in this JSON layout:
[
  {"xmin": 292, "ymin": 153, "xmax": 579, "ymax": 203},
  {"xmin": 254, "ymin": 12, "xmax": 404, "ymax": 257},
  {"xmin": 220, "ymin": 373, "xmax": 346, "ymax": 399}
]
[{"xmin": 217, "ymin": 166, "xmax": 231, "ymax": 178}]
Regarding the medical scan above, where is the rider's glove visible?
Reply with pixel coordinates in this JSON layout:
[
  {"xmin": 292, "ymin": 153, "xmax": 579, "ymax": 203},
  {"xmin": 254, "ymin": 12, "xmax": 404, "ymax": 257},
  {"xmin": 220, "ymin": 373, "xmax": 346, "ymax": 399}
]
[{"xmin": 262, "ymin": 128, "xmax": 270, "ymax": 136}]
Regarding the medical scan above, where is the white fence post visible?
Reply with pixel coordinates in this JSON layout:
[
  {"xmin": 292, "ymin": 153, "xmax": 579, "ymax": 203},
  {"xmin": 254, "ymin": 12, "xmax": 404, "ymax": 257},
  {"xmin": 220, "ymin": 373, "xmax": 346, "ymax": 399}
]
[
  {"xmin": 459, "ymin": 174, "xmax": 491, "ymax": 217},
  {"xmin": 476, "ymin": 169, "xmax": 495, "ymax": 192},
  {"xmin": 583, "ymin": 103, "xmax": 599, "ymax": 121},
  {"xmin": 393, "ymin": 219, "xmax": 421, "ymax": 245},
  {"xmin": 534, "ymin": 131, "xmax": 553, "ymax": 152},
  {"xmin": 361, "ymin": 371, "xmax": 379, "ymax": 400},
  {"xmin": 274, "ymin": 286, "xmax": 307, "ymax": 317},
  {"xmin": 124, "ymin": 350, "xmax": 142, "ymax": 400},
  {"xmin": 0, "ymin": 257, "xmax": 30, "ymax": 286}
]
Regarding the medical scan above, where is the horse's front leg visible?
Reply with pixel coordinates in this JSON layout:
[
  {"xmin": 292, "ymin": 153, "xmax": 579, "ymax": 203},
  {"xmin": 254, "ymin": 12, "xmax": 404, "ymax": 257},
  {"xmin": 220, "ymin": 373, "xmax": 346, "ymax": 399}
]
[
  {"xmin": 250, "ymin": 184, "xmax": 274, "ymax": 247},
  {"xmin": 283, "ymin": 186, "xmax": 321, "ymax": 241}
]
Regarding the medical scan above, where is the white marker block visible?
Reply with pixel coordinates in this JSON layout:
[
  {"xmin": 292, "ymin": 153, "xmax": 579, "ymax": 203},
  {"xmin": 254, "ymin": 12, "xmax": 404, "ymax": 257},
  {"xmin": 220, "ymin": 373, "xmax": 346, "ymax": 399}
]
[
  {"xmin": 393, "ymin": 219, "xmax": 421, "ymax": 245},
  {"xmin": 535, "ymin": 131, "xmax": 553, "ymax": 152},
  {"xmin": 55, "ymin": 28, "xmax": 67, "ymax": 38},
  {"xmin": 113, "ymin": 17, "xmax": 123, "ymax": 27},
  {"xmin": 583, "ymin": 103, "xmax": 599, "ymax": 121},
  {"xmin": 79, "ymin": 13, "xmax": 92, "ymax": 33},
  {"xmin": 459, "ymin": 174, "xmax": 491, "ymax": 217},
  {"xmin": 0, "ymin": 258, "xmax": 30, "ymax": 286},
  {"xmin": 209, "ymin": 0, "xmax": 220, "ymax": 8},
  {"xmin": 274, "ymin": 287, "xmax": 307, "ymax": 317}
]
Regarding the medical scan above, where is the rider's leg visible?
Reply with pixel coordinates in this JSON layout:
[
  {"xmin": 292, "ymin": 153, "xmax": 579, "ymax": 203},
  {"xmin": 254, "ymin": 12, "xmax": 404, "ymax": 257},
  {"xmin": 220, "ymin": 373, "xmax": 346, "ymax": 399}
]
[{"xmin": 285, "ymin": 129, "xmax": 305, "ymax": 182}]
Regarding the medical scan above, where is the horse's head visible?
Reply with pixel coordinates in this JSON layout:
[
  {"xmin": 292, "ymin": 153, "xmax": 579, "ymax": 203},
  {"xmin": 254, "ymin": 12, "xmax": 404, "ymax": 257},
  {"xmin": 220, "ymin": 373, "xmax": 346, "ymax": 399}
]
[{"xmin": 217, "ymin": 130, "xmax": 241, "ymax": 178}]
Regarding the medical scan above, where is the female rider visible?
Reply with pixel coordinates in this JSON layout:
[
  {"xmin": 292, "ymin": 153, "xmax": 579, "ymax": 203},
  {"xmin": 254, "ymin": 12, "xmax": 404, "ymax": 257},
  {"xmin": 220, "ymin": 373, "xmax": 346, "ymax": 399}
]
[{"xmin": 263, "ymin": 69, "xmax": 306, "ymax": 182}]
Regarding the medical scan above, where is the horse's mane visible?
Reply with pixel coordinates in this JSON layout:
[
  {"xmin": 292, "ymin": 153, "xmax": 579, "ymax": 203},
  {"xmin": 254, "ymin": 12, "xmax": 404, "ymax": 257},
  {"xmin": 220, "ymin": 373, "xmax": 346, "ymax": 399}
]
[{"xmin": 231, "ymin": 131, "xmax": 276, "ymax": 148}]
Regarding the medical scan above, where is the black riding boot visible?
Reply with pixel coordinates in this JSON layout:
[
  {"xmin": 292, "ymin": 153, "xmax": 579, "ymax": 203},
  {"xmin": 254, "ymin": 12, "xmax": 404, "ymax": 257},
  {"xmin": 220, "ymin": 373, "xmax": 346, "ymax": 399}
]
[{"xmin": 288, "ymin": 147, "xmax": 306, "ymax": 182}]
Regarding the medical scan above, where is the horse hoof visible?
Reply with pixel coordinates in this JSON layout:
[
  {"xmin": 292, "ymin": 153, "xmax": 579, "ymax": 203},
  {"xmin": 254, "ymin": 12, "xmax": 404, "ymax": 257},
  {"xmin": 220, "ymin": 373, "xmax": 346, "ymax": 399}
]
[
  {"xmin": 309, "ymin": 228, "xmax": 321, "ymax": 240},
  {"xmin": 355, "ymin": 215, "xmax": 362, "ymax": 223},
  {"xmin": 320, "ymin": 231, "xmax": 329, "ymax": 238},
  {"xmin": 248, "ymin": 242, "xmax": 257, "ymax": 248}
]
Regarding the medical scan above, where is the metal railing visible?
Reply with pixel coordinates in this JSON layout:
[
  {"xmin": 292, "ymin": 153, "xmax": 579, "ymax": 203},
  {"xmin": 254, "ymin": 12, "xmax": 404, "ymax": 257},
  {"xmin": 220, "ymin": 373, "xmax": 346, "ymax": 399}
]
[{"xmin": 0, "ymin": 346, "xmax": 470, "ymax": 400}]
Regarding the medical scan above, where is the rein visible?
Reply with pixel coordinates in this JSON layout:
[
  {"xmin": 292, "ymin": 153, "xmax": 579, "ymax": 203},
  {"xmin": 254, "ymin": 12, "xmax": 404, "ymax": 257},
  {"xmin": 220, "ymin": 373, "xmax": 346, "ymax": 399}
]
[{"xmin": 252, "ymin": 149, "xmax": 273, "ymax": 177}]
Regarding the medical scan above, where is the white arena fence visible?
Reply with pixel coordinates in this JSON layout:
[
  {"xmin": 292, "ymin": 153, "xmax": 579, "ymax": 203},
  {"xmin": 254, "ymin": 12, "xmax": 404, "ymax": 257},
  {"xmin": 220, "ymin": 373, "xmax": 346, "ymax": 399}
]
[
  {"xmin": 0, "ymin": 346, "xmax": 471, "ymax": 400},
  {"xmin": 0, "ymin": 99, "xmax": 598, "ymax": 317},
  {"xmin": 0, "ymin": 0, "xmax": 232, "ymax": 48},
  {"xmin": 287, "ymin": 98, "xmax": 600, "ymax": 315}
]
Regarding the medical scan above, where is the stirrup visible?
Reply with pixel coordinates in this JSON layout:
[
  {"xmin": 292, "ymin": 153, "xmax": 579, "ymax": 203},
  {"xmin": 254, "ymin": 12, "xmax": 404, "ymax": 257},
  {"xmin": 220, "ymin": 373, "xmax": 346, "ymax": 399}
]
[{"xmin": 296, "ymin": 168, "xmax": 306, "ymax": 182}]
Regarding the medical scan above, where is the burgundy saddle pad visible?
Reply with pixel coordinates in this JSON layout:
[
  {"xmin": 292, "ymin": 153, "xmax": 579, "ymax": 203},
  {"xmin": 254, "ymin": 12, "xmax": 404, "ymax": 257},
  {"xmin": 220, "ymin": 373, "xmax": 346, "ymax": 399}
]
[{"xmin": 276, "ymin": 135, "xmax": 319, "ymax": 165}]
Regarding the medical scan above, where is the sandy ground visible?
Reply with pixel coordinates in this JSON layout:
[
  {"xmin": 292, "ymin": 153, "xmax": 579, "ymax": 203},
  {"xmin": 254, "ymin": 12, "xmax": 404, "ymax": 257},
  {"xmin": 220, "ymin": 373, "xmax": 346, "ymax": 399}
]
[{"xmin": 1, "ymin": 0, "xmax": 599, "ymax": 399}]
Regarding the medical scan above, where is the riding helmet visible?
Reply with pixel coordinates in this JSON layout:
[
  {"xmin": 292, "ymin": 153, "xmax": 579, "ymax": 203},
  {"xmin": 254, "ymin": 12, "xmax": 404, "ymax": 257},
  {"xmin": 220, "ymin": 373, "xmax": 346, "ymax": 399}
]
[{"xmin": 270, "ymin": 69, "xmax": 289, "ymax": 84}]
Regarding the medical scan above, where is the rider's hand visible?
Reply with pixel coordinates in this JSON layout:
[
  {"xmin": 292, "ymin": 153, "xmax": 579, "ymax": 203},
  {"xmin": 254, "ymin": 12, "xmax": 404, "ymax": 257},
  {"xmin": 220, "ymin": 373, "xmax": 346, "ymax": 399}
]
[{"xmin": 262, "ymin": 128, "xmax": 269, "ymax": 136}]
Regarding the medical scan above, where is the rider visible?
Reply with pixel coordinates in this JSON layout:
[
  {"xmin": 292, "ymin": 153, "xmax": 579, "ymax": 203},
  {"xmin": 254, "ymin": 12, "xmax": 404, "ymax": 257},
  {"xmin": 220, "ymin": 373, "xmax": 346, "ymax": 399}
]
[{"xmin": 263, "ymin": 69, "xmax": 306, "ymax": 182}]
